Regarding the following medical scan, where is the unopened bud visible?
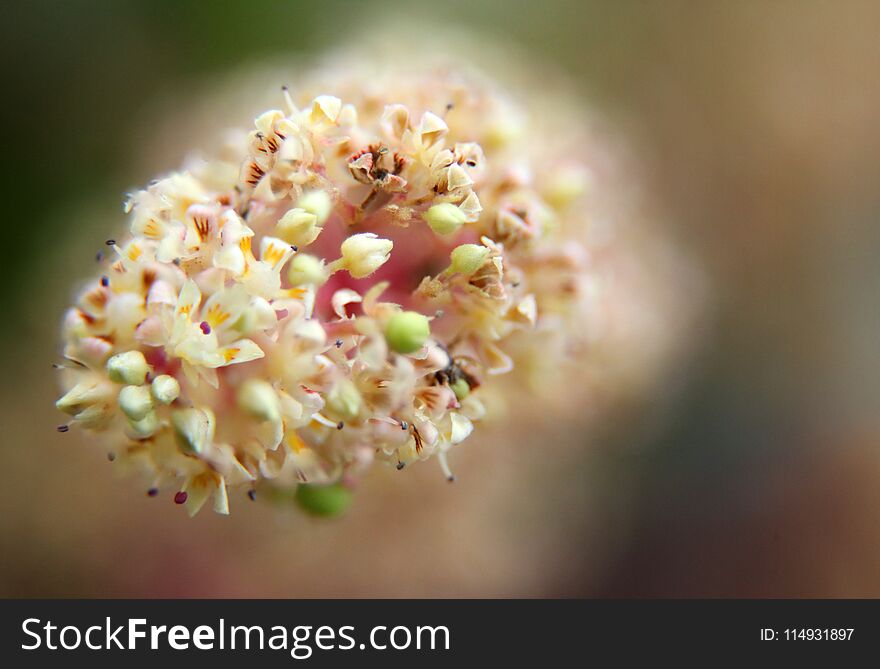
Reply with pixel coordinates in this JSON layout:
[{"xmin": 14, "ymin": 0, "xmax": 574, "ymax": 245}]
[
  {"xmin": 151, "ymin": 375, "xmax": 180, "ymax": 405},
  {"xmin": 118, "ymin": 385, "xmax": 153, "ymax": 421},
  {"xmin": 326, "ymin": 380, "xmax": 362, "ymax": 420},
  {"xmin": 127, "ymin": 410, "xmax": 161, "ymax": 440},
  {"xmin": 56, "ymin": 381, "xmax": 108, "ymax": 415},
  {"xmin": 295, "ymin": 482, "xmax": 353, "ymax": 517},
  {"xmin": 106, "ymin": 350, "xmax": 149, "ymax": 385},
  {"xmin": 425, "ymin": 202, "xmax": 467, "ymax": 236},
  {"xmin": 384, "ymin": 311, "xmax": 431, "ymax": 354},
  {"xmin": 336, "ymin": 233, "xmax": 393, "ymax": 279},
  {"xmin": 237, "ymin": 379, "xmax": 280, "ymax": 422},
  {"xmin": 171, "ymin": 408, "xmax": 215, "ymax": 455},
  {"xmin": 449, "ymin": 243, "xmax": 491, "ymax": 276},
  {"xmin": 298, "ymin": 190, "xmax": 333, "ymax": 224},
  {"xmin": 275, "ymin": 208, "xmax": 322, "ymax": 247},
  {"xmin": 287, "ymin": 253, "xmax": 328, "ymax": 286},
  {"xmin": 450, "ymin": 378, "xmax": 470, "ymax": 401}
]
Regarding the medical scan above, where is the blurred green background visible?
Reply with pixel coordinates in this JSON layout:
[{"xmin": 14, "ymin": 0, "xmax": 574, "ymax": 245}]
[{"xmin": 2, "ymin": 0, "xmax": 880, "ymax": 596}]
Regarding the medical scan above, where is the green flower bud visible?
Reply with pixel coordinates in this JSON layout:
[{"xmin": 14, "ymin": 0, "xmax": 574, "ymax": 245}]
[
  {"xmin": 118, "ymin": 384, "xmax": 153, "ymax": 421},
  {"xmin": 450, "ymin": 378, "xmax": 470, "ymax": 401},
  {"xmin": 150, "ymin": 374, "xmax": 180, "ymax": 405},
  {"xmin": 384, "ymin": 311, "xmax": 430, "ymax": 354},
  {"xmin": 106, "ymin": 350, "xmax": 149, "ymax": 385},
  {"xmin": 425, "ymin": 202, "xmax": 467, "ymax": 235},
  {"xmin": 287, "ymin": 253, "xmax": 328, "ymax": 286},
  {"xmin": 295, "ymin": 482, "xmax": 353, "ymax": 518},
  {"xmin": 449, "ymin": 243, "xmax": 491, "ymax": 276}
]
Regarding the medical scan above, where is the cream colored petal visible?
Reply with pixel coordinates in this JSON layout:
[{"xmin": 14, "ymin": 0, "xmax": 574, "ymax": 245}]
[
  {"xmin": 216, "ymin": 339, "xmax": 264, "ymax": 367},
  {"xmin": 331, "ymin": 288, "xmax": 362, "ymax": 319}
]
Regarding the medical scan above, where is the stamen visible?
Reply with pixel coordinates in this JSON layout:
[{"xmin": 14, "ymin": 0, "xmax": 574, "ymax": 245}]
[
  {"xmin": 174, "ymin": 491, "xmax": 188, "ymax": 504},
  {"xmin": 105, "ymin": 239, "xmax": 116, "ymax": 246},
  {"xmin": 438, "ymin": 451, "xmax": 455, "ymax": 482},
  {"xmin": 247, "ymin": 489, "xmax": 257, "ymax": 501},
  {"xmin": 396, "ymin": 461, "xmax": 405, "ymax": 470},
  {"xmin": 290, "ymin": 245, "xmax": 298, "ymax": 252},
  {"xmin": 147, "ymin": 487, "xmax": 159, "ymax": 497},
  {"xmin": 101, "ymin": 276, "xmax": 109, "ymax": 287},
  {"xmin": 336, "ymin": 421, "xmax": 344, "ymax": 430},
  {"xmin": 56, "ymin": 424, "xmax": 70, "ymax": 433},
  {"xmin": 335, "ymin": 339, "xmax": 343, "ymax": 348},
  {"xmin": 281, "ymin": 85, "xmax": 296, "ymax": 114},
  {"xmin": 311, "ymin": 413, "xmax": 339, "ymax": 428},
  {"xmin": 400, "ymin": 421, "xmax": 408, "ymax": 430},
  {"xmin": 107, "ymin": 452, "xmax": 116, "ymax": 462},
  {"xmin": 95, "ymin": 251, "xmax": 104, "ymax": 262},
  {"xmin": 199, "ymin": 321, "xmax": 212, "ymax": 335}
]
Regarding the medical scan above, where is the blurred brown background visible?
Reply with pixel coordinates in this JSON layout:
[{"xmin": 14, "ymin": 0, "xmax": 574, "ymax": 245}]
[{"xmin": 2, "ymin": 0, "xmax": 880, "ymax": 597}]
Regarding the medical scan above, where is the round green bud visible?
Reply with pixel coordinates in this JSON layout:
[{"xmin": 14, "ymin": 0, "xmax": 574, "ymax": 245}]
[
  {"xmin": 449, "ymin": 243, "xmax": 491, "ymax": 276},
  {"xmin": 384, "ymin": 311, "xmax": 430, "ymax": 354},
  {"xmin": 295, "ymin": 483, "xmax": 353, "ymax": 517},
  {"xmin": 450, "ymin": 378, "xmax": 470, "ymax": 401},
  {"xmin": 425, "ymin": 202, "xmax": 467, "ymax": 235}
]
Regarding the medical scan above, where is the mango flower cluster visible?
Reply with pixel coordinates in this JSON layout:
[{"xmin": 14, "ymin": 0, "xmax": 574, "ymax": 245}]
[{"xmin": 56, "ymin": 60, "xmax": 611, "ymax": 515}]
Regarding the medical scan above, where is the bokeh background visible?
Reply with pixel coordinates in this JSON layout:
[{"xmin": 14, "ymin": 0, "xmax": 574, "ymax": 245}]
[{"xmin": 2, "ymin": 0, "xmax": 880, "ymax": 597}]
